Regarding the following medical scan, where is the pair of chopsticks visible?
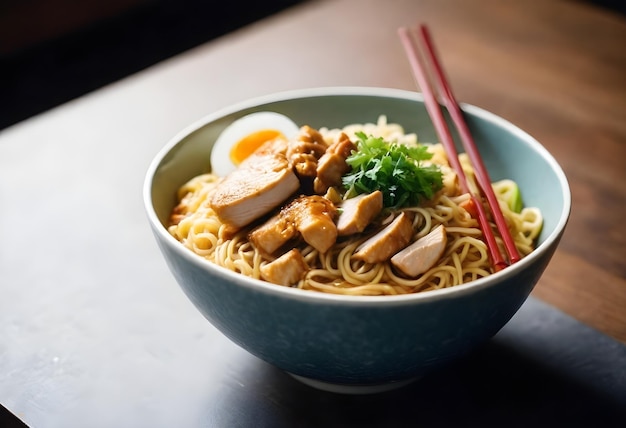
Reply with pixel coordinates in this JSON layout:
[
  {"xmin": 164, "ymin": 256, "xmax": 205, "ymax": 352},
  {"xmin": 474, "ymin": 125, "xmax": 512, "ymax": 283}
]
[{"xmin": 398, "ymin": 24, "xmax": 520, "ymax": 271}]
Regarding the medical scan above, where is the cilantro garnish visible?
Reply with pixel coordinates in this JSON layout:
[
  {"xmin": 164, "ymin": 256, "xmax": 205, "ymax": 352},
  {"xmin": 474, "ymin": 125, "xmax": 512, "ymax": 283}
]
[{"xmin": 341, "ymin": 132, "xmax": 443, "ymax": 208}]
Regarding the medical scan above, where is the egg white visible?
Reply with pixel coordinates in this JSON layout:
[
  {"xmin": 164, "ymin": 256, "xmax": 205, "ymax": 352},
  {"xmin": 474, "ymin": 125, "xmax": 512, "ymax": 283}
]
[{"xmin": 210, "ymin": 111, "xmax": 300, "ymax": 177}]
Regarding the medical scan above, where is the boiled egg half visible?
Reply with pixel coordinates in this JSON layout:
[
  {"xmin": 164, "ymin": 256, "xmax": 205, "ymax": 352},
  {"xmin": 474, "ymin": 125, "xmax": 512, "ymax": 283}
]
[{"xmin": 210, "ymin": 111, "xmax": 300, "ymax": 177}]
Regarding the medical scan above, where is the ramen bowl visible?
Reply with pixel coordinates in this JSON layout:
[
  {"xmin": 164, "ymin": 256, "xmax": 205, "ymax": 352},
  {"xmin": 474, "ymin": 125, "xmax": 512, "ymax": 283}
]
[{"xmin": 144, "ymin": 87, "xmax": 571, "ymax": 394}]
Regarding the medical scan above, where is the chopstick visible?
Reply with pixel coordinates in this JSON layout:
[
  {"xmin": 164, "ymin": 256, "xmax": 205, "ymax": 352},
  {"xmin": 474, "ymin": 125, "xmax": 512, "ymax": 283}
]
[
  {"xmin": 398, "ymin": 24, "xmax": 520, "ymax": 271},
  {"xmin": 416, "ymin": 25, "xmax": 521, "ymax": 265}
]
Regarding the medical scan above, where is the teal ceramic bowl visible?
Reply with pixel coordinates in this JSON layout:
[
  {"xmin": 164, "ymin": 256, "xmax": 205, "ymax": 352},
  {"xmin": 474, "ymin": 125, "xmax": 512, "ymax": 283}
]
[{"xmin": 144, "ymin": 87, "xmax": 571, "ymax": 394}]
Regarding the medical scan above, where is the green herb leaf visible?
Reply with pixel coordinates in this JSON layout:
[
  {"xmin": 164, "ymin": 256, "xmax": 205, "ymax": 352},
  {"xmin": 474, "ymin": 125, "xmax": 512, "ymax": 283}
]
[{"xmin": 341, "ymin": 132, "xmax": 443, "ymax": 208}]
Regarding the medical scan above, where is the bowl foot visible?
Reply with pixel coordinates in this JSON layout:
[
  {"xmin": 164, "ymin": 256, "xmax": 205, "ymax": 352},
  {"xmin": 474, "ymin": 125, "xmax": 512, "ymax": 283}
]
[{"xmin": 288, "ymin": 373, "xmax": 420, "ymax": 394}]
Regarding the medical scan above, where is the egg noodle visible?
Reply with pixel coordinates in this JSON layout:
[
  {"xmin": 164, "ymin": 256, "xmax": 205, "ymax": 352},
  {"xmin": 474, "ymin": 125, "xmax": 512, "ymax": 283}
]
[{"xmin": 168, "ymin": 116, "xmax": 543, "ymax": 295}]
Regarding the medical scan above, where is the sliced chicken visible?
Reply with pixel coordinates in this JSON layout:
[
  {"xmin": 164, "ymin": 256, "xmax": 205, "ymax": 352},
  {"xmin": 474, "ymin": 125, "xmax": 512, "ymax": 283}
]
[
  {"xmin": 209, "ymin": 152, "xmax": 300, "ymax": 229},
  {"xmin": 336, "ymin": 191, "xmax": 383, "ymax": 236},
  {"xmin": 249, "ymin": 214, "xmax": 297, "ymax": 255},
  {"xmin": 260, "ymin": 249, "xmax": 309, "ymax": 286},
  {"xmin": 313, "ymin": 132, "xmax": 357, "ymax": 194},
  {"xmin": 294, "ymin": 196, "xmax": 338, "ymax": 253},
  {"xmin": 249, "ymin": 195, "xmax": 338, "ymax": 254},
  {"xmin": 391, "ymin": 224, "xmax": 447, "ymax": 277},
  {"xmin": 352, "ymin": 212, "xmax": 414, "ymax": 264}
]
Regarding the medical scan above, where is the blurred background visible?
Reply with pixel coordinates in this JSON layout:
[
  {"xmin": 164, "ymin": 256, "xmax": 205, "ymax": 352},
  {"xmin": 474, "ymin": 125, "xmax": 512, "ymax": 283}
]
[{"xmin": 0, "ymin": 0, "xmax": 623, "ymax": 130}]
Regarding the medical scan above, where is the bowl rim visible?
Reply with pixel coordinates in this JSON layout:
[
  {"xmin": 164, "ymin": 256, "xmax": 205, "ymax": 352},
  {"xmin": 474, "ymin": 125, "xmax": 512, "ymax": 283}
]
[{"xmin": 143, "ymin": 86, "xmax": 572, "ymax": 306}]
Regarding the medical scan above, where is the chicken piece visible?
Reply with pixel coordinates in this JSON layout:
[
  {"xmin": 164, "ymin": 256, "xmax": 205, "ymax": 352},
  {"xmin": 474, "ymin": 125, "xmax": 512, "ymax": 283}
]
[
  {"xmin": 249, "ymin": 195, "xmax": 338, "ymax": 254},
  {"xmin": 293, "ymin": 196, "xmax": 338, "ymax": 253},
  {"xmin": 249, "ymin": 214, "xmax": 297, "ymax": 255},
  {"xmin": 391, "ymin": 224, "xmax": 447, "ymax": 277},
  {"xmin": 260, "ymin": 249, "xmax": 309, "ymax": 286},
  {"xmin": 287, "ymin": 125, "xmax": 328, "ymax": 179},
  {"xmin": 336, "ymin": 191, "xmax": 384, "ymax": 236},
  {"xmin": 209, "ymin": 152, "xmax": 300, "ymax": 229},
  {"xmin": 313, "ymin": 132, "xmax": 357, "ymax": 194},
  {"xmin": 353, "ymin": 212, "xmax": 414, "ymax": 263}
]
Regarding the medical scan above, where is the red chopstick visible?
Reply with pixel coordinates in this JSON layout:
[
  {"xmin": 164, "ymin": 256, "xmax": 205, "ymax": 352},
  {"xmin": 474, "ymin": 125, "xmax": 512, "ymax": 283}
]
[
  {"xmin": 417, "ymin": 25, "xmax": 521, "ymax": 265},
  {"xmin": 398, "ymin": 25, "xmax": 515, "ymax": 271}
]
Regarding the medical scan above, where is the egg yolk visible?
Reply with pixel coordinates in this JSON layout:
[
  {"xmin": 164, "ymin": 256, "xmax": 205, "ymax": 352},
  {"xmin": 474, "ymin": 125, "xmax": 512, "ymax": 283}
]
[{"xmin": 230, "ymin": 129, "xmax": 285, "ymax": 165}]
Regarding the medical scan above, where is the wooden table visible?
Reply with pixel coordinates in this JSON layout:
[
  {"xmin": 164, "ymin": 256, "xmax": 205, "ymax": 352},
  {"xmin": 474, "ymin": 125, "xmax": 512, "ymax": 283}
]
[{"xmin": 1, "ymin": 0, "xmax": 625, "ymax": 426}]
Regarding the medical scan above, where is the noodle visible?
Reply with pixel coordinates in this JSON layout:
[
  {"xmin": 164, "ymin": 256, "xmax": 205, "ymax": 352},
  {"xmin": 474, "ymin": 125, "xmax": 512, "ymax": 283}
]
[{"xmin": 168, "ymin": 116, "xmax": 543, "ymax": 295}]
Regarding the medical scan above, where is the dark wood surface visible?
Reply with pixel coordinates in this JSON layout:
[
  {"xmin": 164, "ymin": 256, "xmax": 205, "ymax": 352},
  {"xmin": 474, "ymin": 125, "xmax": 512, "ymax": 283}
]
[
  {"xmin": 0, "ymin": 0, "xmax": 306, "ymax": 129},
  {"xmin": 1, "ymin": 0, "xmax": 624, "ymax": 426}
]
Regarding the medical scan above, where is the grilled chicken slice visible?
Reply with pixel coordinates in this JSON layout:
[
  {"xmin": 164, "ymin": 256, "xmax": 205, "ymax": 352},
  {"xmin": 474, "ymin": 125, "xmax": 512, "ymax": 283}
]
[
  {"xmin": 313, "ymin": 132, "xmax": 356, "ymax": 194},
  {"xmin": 249, "ymin": 214, "xmax": 297, "ymax": 255},
  {"xmin": 294, "ymin": 196, "xmax": 338, "ymax": 253},
  {"xmin": 260, "ymin": 249, "xmax": 309, "ymax": 286},
  {"xmin": 391, "ymin": 224, "xmax": 447, "ymax": 277},
  {"xmin": 249, "ymin": 195, "xmax": 338, "ymax": 254},
  {"xmin": 336, "ymin": 191, "xmax": 383, "ymax": 236},
  {"xmin": 353, "ymin": 212, "xmax": 413, "ymax": 263},
  {"xmin": 209, "ymin": 152, "xmax": 300, "ymax": 230}
]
